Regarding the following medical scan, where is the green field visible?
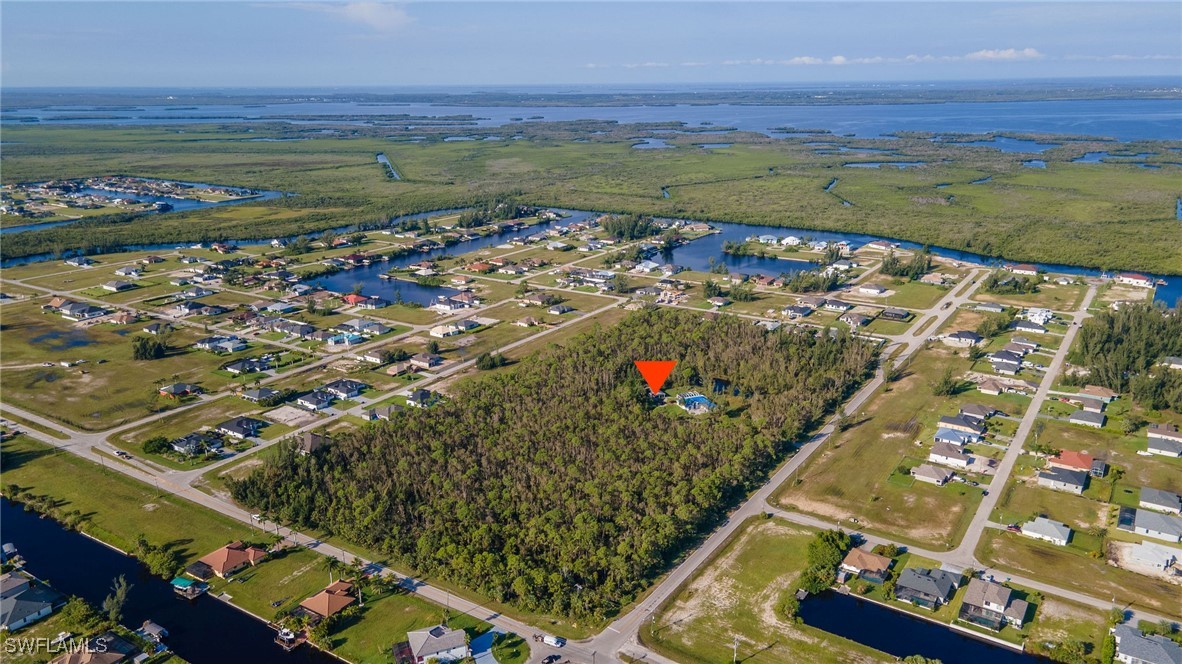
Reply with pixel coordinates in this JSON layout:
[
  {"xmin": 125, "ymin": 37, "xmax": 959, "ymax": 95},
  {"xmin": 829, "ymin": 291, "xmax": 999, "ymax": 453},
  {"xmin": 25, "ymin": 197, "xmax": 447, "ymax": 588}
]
[
  {"xmin": 643, "ymin": 517, "xmax": 892, "ymax": 663},
  {"xmin": 775, "ymin": 346, "xmax": 1000, "ymax": 549},
  {"xmin": 2, "ymin": 125, "xmax": 1180, "ymax": 274},
  {"xmin": 976, "ymin": 530, "xmax": 1182, "ymax": 620}
]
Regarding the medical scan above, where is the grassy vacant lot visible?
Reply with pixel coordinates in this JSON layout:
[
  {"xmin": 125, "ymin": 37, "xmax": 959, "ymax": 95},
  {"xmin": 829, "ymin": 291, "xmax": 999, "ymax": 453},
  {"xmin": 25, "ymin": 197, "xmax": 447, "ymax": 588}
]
[
  {"xmin": 991, "ymin": 481, "xmax": 1107, "ymax": 539},
  {"xmin": 1038, "ymin": 420, "xmax": 1182, "ymax": 493},
  {"xmin": 1, "ymin": 436, "xmax": 256, "ymax": 557},
  {"xmin": 976, "ymin": 530, "xmax": 1182, "ymax": 620},
  {"xmin": 644, "ymin": 517, "xmax": 891, "ymax": 663},
  {"xmin": 972, "ymin": 282, "xmax": 1087, "ymax": 312},
  {"xmin": 0, "ymin": 300, "xmax": 259, "ymax": 430},
  {"xmin": 775, "ymin": 346, "xmax": 993, "ymax": 549},
  {"xmin": 2, "ymin": 125, "xmax": 1180, "ymax": 274}
]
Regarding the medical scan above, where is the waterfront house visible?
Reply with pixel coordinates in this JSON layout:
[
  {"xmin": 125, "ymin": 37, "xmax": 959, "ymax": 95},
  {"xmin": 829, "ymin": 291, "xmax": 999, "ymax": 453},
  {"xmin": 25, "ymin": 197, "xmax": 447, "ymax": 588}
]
[
  {"xmin": 1, "ymin": 572, "xmax": 63, "ymax": 631},
  {"xmin": 65, "ymin": 256, "xmax": 95, "ymax": 267},
  {"xmin": 1139, "ymin": 488, "xmax": 1182, "ymax": 515},
  {"xmin": 1048, "ymin": 450, "xmax": 1094, "ymax": 474},
  {"xmin": 1116, "ymin": 273, "xmax": 1155, "ymax": 288},
  {"xmin": 1147, "ymin": 424, "xmax": 1182, "ymax": 457},
  {"xmin": 1069, "ymin": 410, "xmax": 1106, "ymax": 429},
  {"xmin": 894, "ymin": 568, "xmax": 960, "ymax": 610},
  {"xmin": 298, "ymin": 581, "xmax": 356, "ymax": 622},
  {"xmin": 1112, "ymin": 624, "xmax": 1182, "ymax": 664},
  {"xmin": 958, "ymin": 578, "xmax": 1029, "ymax": 631},
  {"xmin": 912, "ymin": 464, "xmax": 955, "ymax": 486},
  {"xmin": 1021, "ymin": 517, "xmax": 1071, "ymax": 546},
  {"xmin": 195, "ymin": 541, "xmax": 267, "ymax": 579},
  {"xmin": 1037, "ymin": 467, "xmax": 1088, "ymax": 495},
  {"xmin": 928, "ymin": 442, "xmax": 972, "ymax": 469},
  {"xmin": 1008, "ymin": 264, "xmax": 1039, "ymax": 276},
  {"xmin": 839, "ymin": 548, "xmax": 893, "ymax": 584},
  {"xmin": 1133, "ymin": 510, "xmax": 1182, "ymax": 543},
  {"xmin": 406, "ymin": 625, "xmax": 471, "ymax": 664}
]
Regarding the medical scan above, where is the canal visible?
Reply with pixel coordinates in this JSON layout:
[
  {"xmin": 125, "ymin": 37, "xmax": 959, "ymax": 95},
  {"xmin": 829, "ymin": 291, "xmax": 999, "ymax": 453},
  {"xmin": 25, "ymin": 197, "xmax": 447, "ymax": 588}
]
[
  {"xmin": 0, "ymin": 498, "xmax": 335, "ymax": 663},
  {"xmin": 797, "ymin": 590, "xmax": 1036, "ymax": 663}
]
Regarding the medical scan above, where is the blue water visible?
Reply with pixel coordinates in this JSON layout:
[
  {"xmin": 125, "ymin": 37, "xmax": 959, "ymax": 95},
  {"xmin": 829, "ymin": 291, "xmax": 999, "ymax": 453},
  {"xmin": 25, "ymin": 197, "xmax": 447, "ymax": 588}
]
[
  {"xmin": 954, "ymin": 136, "xmax": 1061, "ymax": 153},
  {"xmin": 1, "ymin": 179, "xmax": 284, "ymax": 235},
  {"xmin": 633, "ymin": 138, "xmax": 673, "ymax": 149},
  {"xmin": 1073, "ymin": 151, "xmax": 1154, "ymax": 163},
  {"xmin": 0, "ymin": 499, "xmax": 334, "ymax": 663},
  {"xmin": 375, "ymin": 152, "xmax": 401, "ymax": 180},
  {"xmin": 844, "ymin": 161, "xmax": 926, "ymax": 169},
  {"xmin": 29, "ymin": 327, "xmax": 96, "ymax": 350},
  {"xmin": 798, "ymin": 590, "xmax": 1034, "ymax": 663},
  {"xmin": 6, "ymin": 99, "xmax": 1180, "ymax": 141},
  {"xmin": 307, "ymin": 209, "xmax": 600, "ymax": 304}
]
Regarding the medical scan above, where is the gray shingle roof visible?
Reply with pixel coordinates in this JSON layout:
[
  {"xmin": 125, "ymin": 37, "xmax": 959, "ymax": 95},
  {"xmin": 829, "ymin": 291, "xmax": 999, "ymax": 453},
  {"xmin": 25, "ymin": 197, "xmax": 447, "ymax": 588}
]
[{"xmin": 1114, "ymin": 625, "xmax": 1182, "ymax": 664}]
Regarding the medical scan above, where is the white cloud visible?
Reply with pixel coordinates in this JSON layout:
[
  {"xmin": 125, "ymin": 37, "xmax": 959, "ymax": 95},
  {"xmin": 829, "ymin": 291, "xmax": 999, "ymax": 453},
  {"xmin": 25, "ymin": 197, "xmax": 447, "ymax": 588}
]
[
  {"xmin": 679, "ymin": 61, "xmax": 709, "ymax": 67},
  {"xmin": 829, "ymin": 55, "xmax": 847, "ymax": 65},
  {"xmin": 622, "ymin": 61, "xmax": 670, "ymax": 69},
  {"xmin": 273, "ymin": 2, "xmax": 413, "ymax": 33},
  {"xmin": 784, "ymin": 56, "xmax": 823, "ymax": 65},
  {"xmin": 964, "ymin": 47, "xmax": 1043, "ymax": 61}
]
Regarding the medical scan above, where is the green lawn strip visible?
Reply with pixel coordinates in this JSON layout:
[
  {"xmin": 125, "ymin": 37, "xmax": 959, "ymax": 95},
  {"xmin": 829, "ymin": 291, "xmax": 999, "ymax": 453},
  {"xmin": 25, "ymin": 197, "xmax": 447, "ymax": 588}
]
[
  {"xmin": 0, "ymin": 409, "xmax": 71, "ymax": 440},
  {"xmin": 1, "ymin": 436, "xmax": 257, "ymax": 559}
]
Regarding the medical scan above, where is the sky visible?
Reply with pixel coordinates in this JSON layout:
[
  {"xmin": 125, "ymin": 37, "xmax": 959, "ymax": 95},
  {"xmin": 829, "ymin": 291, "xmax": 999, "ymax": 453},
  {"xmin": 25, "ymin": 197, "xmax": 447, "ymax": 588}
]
[{"xmin": 2, "ymin": 1, "xmax": 1180, "ymax": 88}]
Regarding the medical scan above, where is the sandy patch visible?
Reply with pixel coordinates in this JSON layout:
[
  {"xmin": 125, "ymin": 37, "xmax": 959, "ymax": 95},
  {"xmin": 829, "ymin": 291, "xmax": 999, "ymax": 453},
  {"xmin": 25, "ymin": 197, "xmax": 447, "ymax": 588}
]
[
  {"xmin": 1038, "ymin": 597, "xmax": 1100, "ymax": 624},
  {"xmin": 265, "ymin": 405, "xmax": 320, "ymax": 428},
  {"xmin": 1110, "ymin": 541, "xmax": 1182, "ymax": 585},
  {"xmin": 142, "ymin": 502, "xmax": 159, "ymax": 511}
]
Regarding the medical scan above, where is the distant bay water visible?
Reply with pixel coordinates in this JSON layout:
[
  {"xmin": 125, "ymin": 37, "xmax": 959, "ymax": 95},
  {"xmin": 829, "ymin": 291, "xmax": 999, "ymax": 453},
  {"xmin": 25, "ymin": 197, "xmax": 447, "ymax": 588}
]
[{"xmin": 3, "ymin": 98, "xmax": 1181, "ymax": 141}]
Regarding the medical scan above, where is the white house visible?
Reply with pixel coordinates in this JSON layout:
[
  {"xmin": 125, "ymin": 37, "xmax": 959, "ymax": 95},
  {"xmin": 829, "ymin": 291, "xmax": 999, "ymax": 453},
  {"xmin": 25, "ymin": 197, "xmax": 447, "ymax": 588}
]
[
  {"xmin": 1117, "ymin": 273, "xmax": 1155, "ymax": 288},
  {"xmin": 1147, "ymin": 424, "xmax": 1182, "ymax": 457},
  {"xmin": 1021, "ymin": 517, "xmax": 1071, "ymax": 546},
  {"xmin": 928, "ymin": 442, "xmax": 971, "ymax": 469}
]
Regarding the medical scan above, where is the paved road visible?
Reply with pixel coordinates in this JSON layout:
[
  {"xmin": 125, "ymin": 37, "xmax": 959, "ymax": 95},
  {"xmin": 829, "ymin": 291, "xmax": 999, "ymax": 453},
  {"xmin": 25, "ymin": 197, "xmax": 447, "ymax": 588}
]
[{"xmin": 947, "ymin": 284, "xmax": 1098, "ymax": 565}]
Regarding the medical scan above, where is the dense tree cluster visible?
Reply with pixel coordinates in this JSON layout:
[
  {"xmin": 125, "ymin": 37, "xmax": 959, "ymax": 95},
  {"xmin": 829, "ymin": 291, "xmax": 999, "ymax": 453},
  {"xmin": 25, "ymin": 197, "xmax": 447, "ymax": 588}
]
[
  {"xmin": 982, "ymin": 270, "xmax": 1040, "ymax": 294},
  {"xmin": 229, "ymin": 309, "xmax": 876, "ymax": 619},
  {"xmin": 1068, "ymin": 304, "xmax": 1182, "ymax": 411},
  {"xmin": 131, "ymin": 335, "xmax": 168, "ymax": 361},
  {"xmin": 879, "ymin": 249, "xmax": 932, "ymax": 280},
  {"xmin": 784, "ymin": 269, "xmax": 841, "ymax": 293},
  {"xmin": 602, "ymin": 214, "xmax": 657, "ymax": 240}
]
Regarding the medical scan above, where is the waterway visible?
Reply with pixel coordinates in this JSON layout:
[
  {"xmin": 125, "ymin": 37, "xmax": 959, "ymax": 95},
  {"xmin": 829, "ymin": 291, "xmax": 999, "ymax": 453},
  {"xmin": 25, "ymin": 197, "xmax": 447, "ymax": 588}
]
[
  {"xmin": 0, "ymin": 180, "xmax": 285, "ymax": 235},
  {"xmin": 0, "ymin": 498, "xmax": 334, "ymax": 663},
  {"xmin": 5, "ymin": 98, "xmax": 1180, "ymax": 142},
  {"xmin": 797, "ymin": 590, "xmax": 1035, "ymax": 663}
]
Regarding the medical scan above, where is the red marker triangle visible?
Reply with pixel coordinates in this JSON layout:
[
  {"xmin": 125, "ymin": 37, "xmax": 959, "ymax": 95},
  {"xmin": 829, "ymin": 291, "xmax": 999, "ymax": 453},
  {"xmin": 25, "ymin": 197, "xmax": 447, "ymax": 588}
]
[{"xmin": 634, "ymin": 360, "xmax": 677, "ymax": 394}]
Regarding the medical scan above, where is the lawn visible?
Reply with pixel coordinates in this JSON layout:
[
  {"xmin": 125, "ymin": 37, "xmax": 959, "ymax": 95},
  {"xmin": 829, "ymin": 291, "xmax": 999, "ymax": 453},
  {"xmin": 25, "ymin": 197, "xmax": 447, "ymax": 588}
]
[
  {"xmin": 990, "ymin": 481, "xmax": 1107, "ymax": 537},
  {"xmin": 971, "ymin": 282, "xmax": 1087, "ymax": 312},
  {"xmin": 975, "ymin": 530, "xmax": 1182, "ymax": 621},
  {"xmin": 0, "ymin": 436, "xmax": 257, "ymax": 560},
  {"xmin": 877, "ymin": 280, "xmax": 949, "ymax": 309},
  {"xmin": 643, "ymin": 516, "xmax": 892, "ymax": 663},
  {"xmin": 775, "ymin": 346, "xmax": 991, "ymax": 550},
  {"xmin": 0, "ymin": 302, "xmax": 262, "ymax": 430},
  {"xmin": 1038, "ymin": 420, "xmax": 1182, "ymax": 493}
]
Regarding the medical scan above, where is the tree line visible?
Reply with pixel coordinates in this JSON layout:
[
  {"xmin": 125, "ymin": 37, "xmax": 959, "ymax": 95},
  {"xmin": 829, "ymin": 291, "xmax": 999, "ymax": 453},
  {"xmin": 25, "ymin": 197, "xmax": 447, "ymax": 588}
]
[
  {"xmin": 1067, "ymin": 303, "xmax": 1182, "ymax": 412},
  {"xmin": 229, "ymin": 309, "xmax": 877, "ymax": 620}
]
